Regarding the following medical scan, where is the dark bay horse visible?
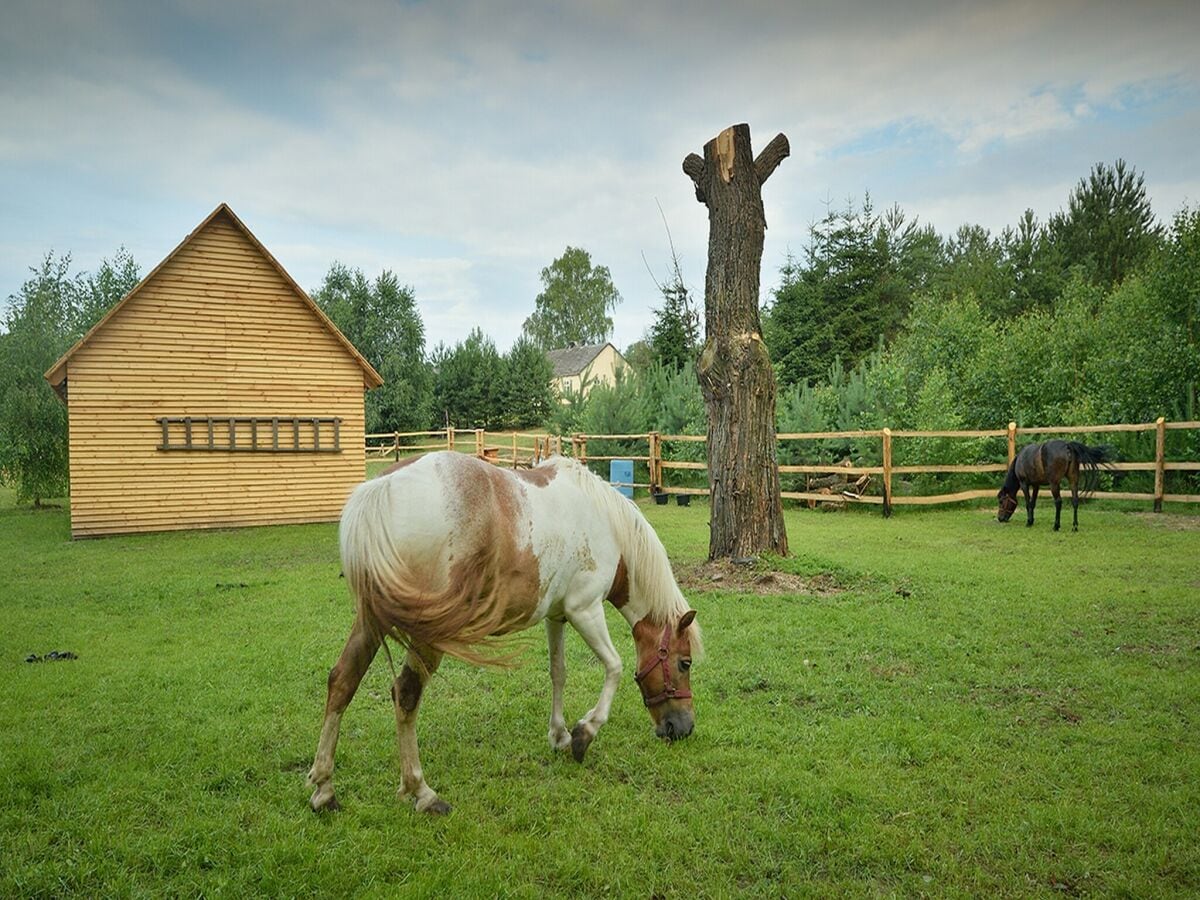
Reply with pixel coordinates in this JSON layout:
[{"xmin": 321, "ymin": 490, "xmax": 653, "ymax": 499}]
[
  {"xmin": 997, "ymin": 440, "xmax": 1116, "ymax": 531},
  {"xmin": 308, "ymin": 452, "xmax": 702, "ymax": 814}
]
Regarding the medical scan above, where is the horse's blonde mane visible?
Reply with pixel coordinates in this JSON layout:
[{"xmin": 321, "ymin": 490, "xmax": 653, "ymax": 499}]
[{"xmin": 549, "ymin": 456, "xmax": 703, "ymax": 656}]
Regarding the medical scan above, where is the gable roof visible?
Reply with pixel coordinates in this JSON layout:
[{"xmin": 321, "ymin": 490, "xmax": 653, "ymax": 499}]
[
  {"xmin": 44, "ymin": 203, "xmax": 383, "ymax": 396},
  {"xmin": 545, "ymin": 342, "xmax": 622, "ymax": 378}
]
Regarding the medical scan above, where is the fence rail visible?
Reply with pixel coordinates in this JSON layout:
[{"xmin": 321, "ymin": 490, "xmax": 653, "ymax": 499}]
[
  {"xmin": 366, "ymin": 428, "xmax": 564, "ymax": 470},
  {"xmin": 367, "ymin": 419, "xmax": 1200, "ymax": 512}
]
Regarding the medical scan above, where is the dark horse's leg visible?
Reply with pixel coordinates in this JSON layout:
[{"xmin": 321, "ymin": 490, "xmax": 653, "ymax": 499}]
[
  {"xmin": 1024, "ymin": 483, "xmax": 1039, "ymax": 527},
  {"xmin": 1050, "ymin": 480, "xmax": 1063, "ymax": 531},
  {"xmin": 1069, "ymin": 465, "xmax": 1081, "ymax": 531},
  {"xmin": 308, "ymin": 613, "xmax": 381, "ymax": 811}
]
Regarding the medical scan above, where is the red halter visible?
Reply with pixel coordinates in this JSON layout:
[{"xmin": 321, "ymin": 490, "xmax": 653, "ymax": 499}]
[{"xmin": 634, "ymin": 621, "xmax": 692, "ymax": 708}]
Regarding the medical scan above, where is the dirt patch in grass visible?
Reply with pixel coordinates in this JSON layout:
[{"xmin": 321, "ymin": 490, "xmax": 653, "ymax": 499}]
[
  {"xmin": 675, "ymin": 559, "xmax": 843, "ymax": 596},
  {"xmin": 1128, "ymin": 512, "xmax": 1200, "ymax": 531}
]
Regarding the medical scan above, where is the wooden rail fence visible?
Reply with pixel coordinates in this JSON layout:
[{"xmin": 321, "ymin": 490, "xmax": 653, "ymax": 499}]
[
  {"xmin": 366, "ymin": 428, "xmax": 564, "ymax": 469},
  {"xmin": 367, "ymin": 419, "xmax": 1200, "ymax": 513}
]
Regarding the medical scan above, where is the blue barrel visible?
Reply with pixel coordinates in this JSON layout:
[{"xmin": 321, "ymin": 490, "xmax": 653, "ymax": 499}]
[{"xmin": 609, "ymin": 459, "xmax": 634, "ymax": 499}]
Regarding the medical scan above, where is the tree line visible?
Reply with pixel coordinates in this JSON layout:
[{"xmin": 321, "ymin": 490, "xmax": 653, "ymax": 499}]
[
  {"xmin": 0, "ymin": 240, "xmax": 629, "ymax": 503},
  {"xmin": 3, "ymin": 159, "xmax": 1197, "ymax": 504},
  {"xmin": 558, "ymin": 160, "xmax": 1200, "ymax": 492},
  {"xmin": 310, "ymin": 245, "xmax": 625, "ymax": 435}
]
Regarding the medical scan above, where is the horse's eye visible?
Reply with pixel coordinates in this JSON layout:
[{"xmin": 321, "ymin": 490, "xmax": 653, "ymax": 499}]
[{"xmin": 679, "ymin": 659, "xmax": 692, "ymax": 671}]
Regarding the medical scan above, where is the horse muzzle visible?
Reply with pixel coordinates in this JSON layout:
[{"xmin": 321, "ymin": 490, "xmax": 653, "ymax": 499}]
[{"xmin": 655, "ymin": 708, "xmax": 694, "ymax": 742}]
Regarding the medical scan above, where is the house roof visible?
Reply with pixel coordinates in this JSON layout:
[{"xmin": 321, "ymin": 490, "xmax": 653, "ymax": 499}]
[
  {"xmin": 545, "ymin": 342, "xmax": 622, "ymax": 378},
  {"xmin": 44, "ymin": 203, "xmax": 384, "ymax": 396}
]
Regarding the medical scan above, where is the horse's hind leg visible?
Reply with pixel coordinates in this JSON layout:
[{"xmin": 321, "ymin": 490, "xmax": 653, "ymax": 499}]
[
  {"xmin": 393, "ymin": 645, "xmax": 447, "ymax": 814},
  {"xmin": 546, "ymin": 618, "xmax": 572, "ymax": 752},
  {"xmin": 1070, "ymin": 470, "xmax": 1081, "ymax": 531},
  {"xmin": 308, "ymin": 613, "xmax": 381, "ymax": 812},
  {"xmin": 1051, "ymin": 482, "xmax": 1063, "ymax": 531}
]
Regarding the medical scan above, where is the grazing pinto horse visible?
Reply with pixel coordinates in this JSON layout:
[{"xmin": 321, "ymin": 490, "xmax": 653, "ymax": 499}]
[
  {"xmin": 307, "ymin": 451, "xmax": 701, "ymax": 814},
  {"xmin": 997, "ymin": 440, "xmax": 1116, "ymax": 531}
]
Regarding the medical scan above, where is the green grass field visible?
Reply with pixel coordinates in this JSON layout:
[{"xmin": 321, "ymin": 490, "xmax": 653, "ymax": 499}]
[{"xmin": 2, "ymin": 486, "xmax": 1198, "ymax": 897}]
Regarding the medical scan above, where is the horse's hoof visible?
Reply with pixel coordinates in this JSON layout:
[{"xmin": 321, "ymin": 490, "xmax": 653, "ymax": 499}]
[
  {"xmin": 310, "ymin": 792, "xmax": 341, "ymax": 813},
  {"xmin": 570, "ymin": 723, "xmax": 593, "ymax": 763},
  {"xmin": 418, "ymin": 797, "xmax": 451, "ymax": 815}
]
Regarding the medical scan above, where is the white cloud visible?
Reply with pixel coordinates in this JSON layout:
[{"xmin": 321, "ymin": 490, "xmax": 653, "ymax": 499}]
[{"xmin": 3, "ymin": 0, "xmax": 1199, "ymax": 347}]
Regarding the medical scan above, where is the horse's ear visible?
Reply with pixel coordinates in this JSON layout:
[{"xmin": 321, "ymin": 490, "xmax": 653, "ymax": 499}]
[{"xmin": 677, "ymin": 610, "xmax": 697, "ymax": 634}]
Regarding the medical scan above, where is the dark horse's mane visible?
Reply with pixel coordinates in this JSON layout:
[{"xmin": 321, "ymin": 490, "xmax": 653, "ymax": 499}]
[{"xmin": 1000, "ymin": 459, "xmax": 1021, "ymax": 496}]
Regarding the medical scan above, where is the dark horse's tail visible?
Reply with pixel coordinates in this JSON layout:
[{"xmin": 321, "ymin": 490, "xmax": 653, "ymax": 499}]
[{"xmin": 1066, "ymin": 442, "xmax": 1118, "ymax": 495}]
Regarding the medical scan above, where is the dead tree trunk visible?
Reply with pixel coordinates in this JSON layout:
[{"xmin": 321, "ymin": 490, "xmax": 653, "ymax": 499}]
[{"xmin": 683, "ymin": 123, "xmax": 790, "ymax": 560}]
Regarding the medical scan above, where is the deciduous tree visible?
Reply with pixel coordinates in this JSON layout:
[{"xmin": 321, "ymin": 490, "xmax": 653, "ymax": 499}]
[
  {"xmin": 431, "ymin": 328, "xmax": 504, "ymax": 428},
  {"xmin": 1, "ymin": 251, "xmax": 139, "ymax": 505},
  {"xmin": 522, "ymin": 247, "xmax": 621, "ymax": 350},
  {"xmin": 312, "ymin": 264, "xmax": 432, "ymax": 433}
]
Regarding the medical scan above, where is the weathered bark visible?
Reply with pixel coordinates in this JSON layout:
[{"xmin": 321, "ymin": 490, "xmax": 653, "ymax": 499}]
[{"xmin": 683, "ymin": 123, "xmax": 789, "ymax": 560}]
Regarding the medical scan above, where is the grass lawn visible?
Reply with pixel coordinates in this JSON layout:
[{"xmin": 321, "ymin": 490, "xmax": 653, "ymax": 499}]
[{"xmin": 2, "ymin": 485, "xmax": 1198, "ymax": 897}]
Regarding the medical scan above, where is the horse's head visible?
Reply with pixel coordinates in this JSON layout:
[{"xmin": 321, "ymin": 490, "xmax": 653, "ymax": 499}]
[
  {"xmin": 632, "ymin": 610, "xmax": 698, "ymax": 741},
  {"xmin": 997, "ymin": 490, "xmax": 1019, "ymax": 522}
]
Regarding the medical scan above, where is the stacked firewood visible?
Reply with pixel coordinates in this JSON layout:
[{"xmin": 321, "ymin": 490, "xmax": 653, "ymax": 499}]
[{"xmin": 806, "ymin": 459, "xmax": 871, "ymax": 509}]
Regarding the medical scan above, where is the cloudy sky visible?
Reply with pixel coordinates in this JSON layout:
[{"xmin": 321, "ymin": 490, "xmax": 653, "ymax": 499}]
[{"xmin": 3, "ymin": 0, "xmax": 1199, "ymax": 352}]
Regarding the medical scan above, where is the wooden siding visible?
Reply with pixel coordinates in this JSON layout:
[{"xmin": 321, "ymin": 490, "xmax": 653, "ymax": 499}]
[{"xmin": 64, "ymin": 210, "xmax": 367, "ymax": 537}]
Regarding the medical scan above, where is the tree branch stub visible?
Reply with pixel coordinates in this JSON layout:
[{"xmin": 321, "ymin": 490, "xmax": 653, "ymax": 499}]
[
  {"xmin": 754, "ymin": 133, "xmax": 790, "ymax": 185},
  {"xmin": 682, "ymin": 153, "xmax": 705, "ymax": 203}
]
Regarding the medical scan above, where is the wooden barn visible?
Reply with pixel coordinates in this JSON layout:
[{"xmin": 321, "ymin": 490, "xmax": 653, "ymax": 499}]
[{"xmin": 44, "ymin": 204, "xmax": 383, "ymax": 538}]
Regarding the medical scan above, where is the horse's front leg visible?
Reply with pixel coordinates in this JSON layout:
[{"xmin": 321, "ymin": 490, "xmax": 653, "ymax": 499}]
[
  {"xmin": 546, "ymin": 618, "xmax": 572, "ymax": 752},
  {"xmin": 393, "ymin": 645, "xmax": 447, "ymax": 814},
  {"xmin": 566, "ymin": 602, "xmax": 624, "ymax": 763},
  {"xmin": 1024, "ymin": 483, "xmax": 1039, "ymax": 527},
  {"xmin": 307, "ymin": 613, "xmax": 380, "ymax": 812}
]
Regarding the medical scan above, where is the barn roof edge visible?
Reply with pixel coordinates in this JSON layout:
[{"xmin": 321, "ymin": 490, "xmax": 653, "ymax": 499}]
[{"xmin": 43, "ymin": 203, "xmax": 384, "ymax": 394}]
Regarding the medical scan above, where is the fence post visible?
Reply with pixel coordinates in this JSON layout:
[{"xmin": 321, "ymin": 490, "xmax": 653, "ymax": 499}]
[
  {"xmin": 1007, "ymin": 421, "xmax": 1017, "ymax": 465},
  {"xmin": 648, "ymin": 431, "xmax": 661, "ymax": 494},
  {"xmin": 1154, "ymin": 416, "xmax": 1166, "ymax": 512},
  {"xmin": 882, "ymin": 428, "xmax": 893, "ymax": 517},
  {"xmin": 512, "ymin": 432, "xmax": 518, "ymax": 469},
  {"xmin": 475, "ymin": 429, "xmax": 484, "ymax": 458},
  {"xmin": 393, "ymin": 431, "xmax": 400, "ymax": 462},
  {"xmin": 579, "ymin": 435, "xmax": 588, "ymax": 466}
]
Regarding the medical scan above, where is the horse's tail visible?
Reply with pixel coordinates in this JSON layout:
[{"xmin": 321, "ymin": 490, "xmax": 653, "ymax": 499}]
[
  {"xmin": 339, "ymin": 475, "xmax": 518, "ymax": 668},
  {"xmin": 1066, "ymin": 442, "xmax": 1118, "ymax": 495}
]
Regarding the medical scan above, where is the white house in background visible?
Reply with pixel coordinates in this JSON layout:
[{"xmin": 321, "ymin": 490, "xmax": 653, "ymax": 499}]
[{"xmin": 546, "ymin": 341, "xmax": 628, "ymax": 399}]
